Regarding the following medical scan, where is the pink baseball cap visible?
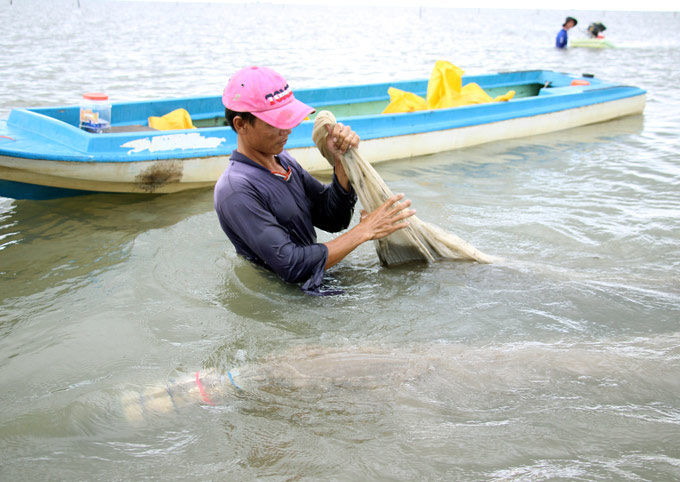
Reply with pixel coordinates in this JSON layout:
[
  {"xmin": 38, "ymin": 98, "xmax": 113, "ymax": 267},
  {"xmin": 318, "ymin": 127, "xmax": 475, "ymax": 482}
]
[{"xmin": 222, "ymin": 66, "xmax": 315, "ymax": 130}]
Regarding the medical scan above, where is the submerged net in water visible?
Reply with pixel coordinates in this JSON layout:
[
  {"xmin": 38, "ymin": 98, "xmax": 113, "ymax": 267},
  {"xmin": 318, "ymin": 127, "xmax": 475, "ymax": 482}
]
[{"xmin": 312, "ymin": 110, "xmax": 494, "ymax": 266}]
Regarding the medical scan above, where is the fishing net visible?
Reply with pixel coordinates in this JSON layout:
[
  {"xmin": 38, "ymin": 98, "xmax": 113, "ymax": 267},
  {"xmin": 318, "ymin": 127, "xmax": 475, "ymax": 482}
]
[{"xmin": 312, "ymin": 110, "xmax": 494, "ymax": 266}]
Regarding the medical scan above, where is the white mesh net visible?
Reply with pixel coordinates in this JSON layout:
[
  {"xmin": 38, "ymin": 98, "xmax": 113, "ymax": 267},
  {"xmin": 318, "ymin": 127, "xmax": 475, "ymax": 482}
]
[{"xmin": 312, "ymin": 110, "xmax": 494, "ymax": 266}]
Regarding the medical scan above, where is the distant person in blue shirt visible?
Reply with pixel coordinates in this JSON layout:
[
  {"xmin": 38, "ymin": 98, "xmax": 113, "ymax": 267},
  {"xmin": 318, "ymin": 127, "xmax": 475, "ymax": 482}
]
[
  {"xmin": 214, "ymin": 66, "xmax": 416, "ymax": 294},
  {"xmin": 556, "ymin": 16, "xmax": 578, "ymax": 48}
]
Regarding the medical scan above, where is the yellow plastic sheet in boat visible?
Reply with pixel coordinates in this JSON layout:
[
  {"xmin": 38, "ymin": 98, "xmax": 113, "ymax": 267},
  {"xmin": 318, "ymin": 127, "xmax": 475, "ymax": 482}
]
[
  {"xmin": 313, "ymin": 110, "xmax": 494, "ymax": 266},
  {"xmin": 383, "ymin": 60, "xmax": 515, "ymax": 114},
  {"xmin": 382, "ymin": 87, "xmax": 428, "ymax": 114},
  {"xmin": 148, "ymin": 108, "xmax": 196, "ymax": 130}
]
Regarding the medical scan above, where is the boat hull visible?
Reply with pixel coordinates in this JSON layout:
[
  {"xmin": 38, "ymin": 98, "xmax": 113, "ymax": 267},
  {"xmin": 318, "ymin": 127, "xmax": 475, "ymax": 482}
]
[
  {"xmin": 0, "ymin": 70, "xmax": 646, "ymax": 199},
  {"xmin": 571, "ymin": 38, "xmax": 616, "ymax": 48},
  {"xmin": 0, "ymin": 153, "xmax": 226, "ymax": 194}
]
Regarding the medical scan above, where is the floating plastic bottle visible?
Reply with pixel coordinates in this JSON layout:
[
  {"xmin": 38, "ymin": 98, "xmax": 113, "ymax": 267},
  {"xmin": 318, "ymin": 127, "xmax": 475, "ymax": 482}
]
[{"xmin": 120, "ymin": 369, "xmax": 244, "ymax": 423}]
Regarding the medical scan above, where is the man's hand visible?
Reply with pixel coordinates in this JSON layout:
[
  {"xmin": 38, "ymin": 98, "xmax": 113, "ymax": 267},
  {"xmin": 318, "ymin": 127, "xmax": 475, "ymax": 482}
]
[
  {"xmin": 357, "ymin": 193, "xmax": 415, "ymax": 241},
  {"xmin": 325, "ymin": 123, "xmax": 359, "ymax": 191},
  {"xmin": 325, "ymin": 123, "xmax": 359, "ymax": 161}
]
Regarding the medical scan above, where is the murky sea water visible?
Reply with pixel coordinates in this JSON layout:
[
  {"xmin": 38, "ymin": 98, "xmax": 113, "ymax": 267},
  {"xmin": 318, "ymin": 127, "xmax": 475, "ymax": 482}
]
[{"xmin": 1, "ymin": 1, "xmax": 679, "ymax": 480}]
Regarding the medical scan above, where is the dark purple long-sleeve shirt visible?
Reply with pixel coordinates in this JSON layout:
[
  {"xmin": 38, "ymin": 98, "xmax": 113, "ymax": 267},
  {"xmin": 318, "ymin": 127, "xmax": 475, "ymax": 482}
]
[{"xmin": 214, "ymin": 149, "xmax": 357, "ymax": 292}]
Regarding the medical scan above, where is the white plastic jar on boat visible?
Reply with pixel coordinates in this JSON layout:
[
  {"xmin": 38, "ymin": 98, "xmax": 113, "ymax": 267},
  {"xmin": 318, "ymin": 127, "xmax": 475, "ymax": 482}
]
[{"xmin": 79, "ymin": 93, "xmax": 111, "ymax": 133}]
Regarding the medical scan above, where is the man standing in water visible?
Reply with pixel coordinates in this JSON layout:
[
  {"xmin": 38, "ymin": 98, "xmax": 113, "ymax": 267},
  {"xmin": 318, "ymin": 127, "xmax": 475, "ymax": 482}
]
[
  {"xmin": 556, "ymin": 16, "xmax": 578, "ymax": 48},
  {"xmin": 214, "ymin": 66, "xmax": 415, "ymax": 293}
]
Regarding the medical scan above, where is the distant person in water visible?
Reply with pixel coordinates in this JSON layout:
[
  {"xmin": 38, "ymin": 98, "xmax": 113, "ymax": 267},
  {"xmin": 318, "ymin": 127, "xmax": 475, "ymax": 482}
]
[
  {"xmin": 587, "ymin": 22, "xmax": 607, "ymax": 39},
  {"xmin": 556, "ymin": 16, "xmax": 578, "ymax": 48}
]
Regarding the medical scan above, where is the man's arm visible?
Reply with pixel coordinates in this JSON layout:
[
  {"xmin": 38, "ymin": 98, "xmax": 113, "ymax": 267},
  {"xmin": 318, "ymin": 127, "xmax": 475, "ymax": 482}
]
[{"xmin": 319, "ymin": 124, "xmax": 416, "ymax": 268}]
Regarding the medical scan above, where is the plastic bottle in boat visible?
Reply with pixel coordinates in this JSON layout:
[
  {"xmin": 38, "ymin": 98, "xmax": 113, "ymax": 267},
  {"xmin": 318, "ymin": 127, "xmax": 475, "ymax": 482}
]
[{"xmin": 79, "ymin": 93, "xmax": 111, "ymax": 133}]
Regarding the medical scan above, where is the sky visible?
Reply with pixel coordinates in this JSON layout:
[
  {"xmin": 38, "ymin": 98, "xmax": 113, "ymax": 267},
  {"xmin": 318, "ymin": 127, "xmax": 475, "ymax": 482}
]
[{"xmin": 144, "ymin": 0, "xmax": 677, "ymax": 12}]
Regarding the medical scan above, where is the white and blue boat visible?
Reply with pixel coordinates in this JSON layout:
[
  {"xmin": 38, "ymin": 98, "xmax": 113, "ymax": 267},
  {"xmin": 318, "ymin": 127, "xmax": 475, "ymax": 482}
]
[
  {"xmin": 0, "ymin": 70, "xmax": 645, "ymax": 199},
  {"xmin": 570, "ymin": 38, "xmax": 616, "ymax": 49}
]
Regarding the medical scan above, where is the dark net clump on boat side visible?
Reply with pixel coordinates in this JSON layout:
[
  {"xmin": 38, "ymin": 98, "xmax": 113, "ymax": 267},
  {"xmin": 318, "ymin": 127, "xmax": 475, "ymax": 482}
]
[{"xmin": 312, "ymin": 110, "xmax": 494, "ymax": 266}]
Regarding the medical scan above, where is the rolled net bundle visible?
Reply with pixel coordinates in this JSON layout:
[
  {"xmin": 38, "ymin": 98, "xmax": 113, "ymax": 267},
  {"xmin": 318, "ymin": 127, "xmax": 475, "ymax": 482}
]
[{"xmin": 312, "ymin": 110, "xmax": 493, "ymax": 266}]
